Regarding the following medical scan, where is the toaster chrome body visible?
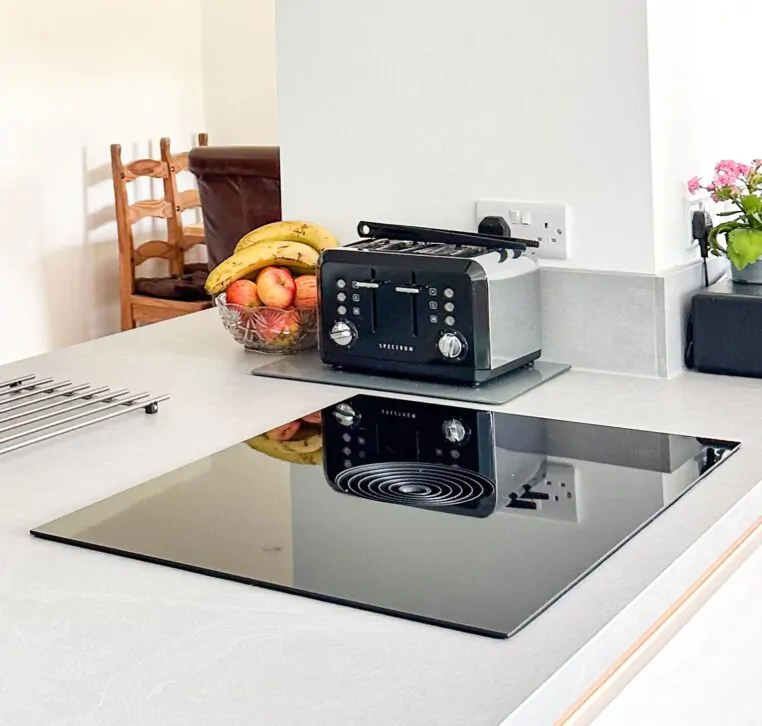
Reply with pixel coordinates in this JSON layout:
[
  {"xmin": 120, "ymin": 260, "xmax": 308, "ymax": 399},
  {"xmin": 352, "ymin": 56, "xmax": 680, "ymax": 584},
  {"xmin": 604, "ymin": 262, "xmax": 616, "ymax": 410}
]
[{"xmin": 317, "ymin": 222, "xmax": 542, "ymax": 385}]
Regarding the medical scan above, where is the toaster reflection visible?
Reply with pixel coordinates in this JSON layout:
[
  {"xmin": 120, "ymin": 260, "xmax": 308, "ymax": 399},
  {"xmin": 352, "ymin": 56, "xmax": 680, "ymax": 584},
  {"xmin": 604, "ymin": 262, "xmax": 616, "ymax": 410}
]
[
  {"xmin": 319, "ymin": 395, "xmax": 738, "ymax": 522},
  {"xmin": 322, "ymin": 395, "xmax": 547, "ymax": 518}
]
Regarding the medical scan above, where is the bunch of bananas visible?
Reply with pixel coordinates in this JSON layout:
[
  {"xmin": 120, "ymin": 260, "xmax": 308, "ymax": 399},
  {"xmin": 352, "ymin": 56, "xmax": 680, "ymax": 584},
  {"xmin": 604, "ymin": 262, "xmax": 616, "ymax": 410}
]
[
  {"xmin": 245, "ymin": 414, "xmax": 323, "ymax": 466},
  {"xmin": 205, "ymin": 220, "xmax": 340, "ymax": 296},
  {"xmin": 245, "ymin": 431, "xmax": 323, "ymax": 466}
]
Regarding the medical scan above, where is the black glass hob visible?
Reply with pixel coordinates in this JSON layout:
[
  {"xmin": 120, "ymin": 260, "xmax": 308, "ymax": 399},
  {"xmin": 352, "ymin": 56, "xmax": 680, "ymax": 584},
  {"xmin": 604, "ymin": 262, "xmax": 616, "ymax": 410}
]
[{"xmin": 31, "ymin": 395, "xmax": 739, "ymax": 639}]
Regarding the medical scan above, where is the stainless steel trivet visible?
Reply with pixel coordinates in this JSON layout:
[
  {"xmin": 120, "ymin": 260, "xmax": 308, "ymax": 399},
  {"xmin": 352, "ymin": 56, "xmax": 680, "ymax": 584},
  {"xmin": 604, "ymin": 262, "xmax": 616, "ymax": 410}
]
[{"xmin": 0, "ymin": 374, "xmax": 168, "ymax": 457}]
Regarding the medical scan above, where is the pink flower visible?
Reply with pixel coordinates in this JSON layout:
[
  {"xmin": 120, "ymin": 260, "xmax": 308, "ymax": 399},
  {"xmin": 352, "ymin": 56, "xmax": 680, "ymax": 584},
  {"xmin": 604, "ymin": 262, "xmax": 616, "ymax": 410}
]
[
  {"xmin": 713, "ymin": 159, "xmax": 753, "ymax": 185},
  {"xmin": 687, "ymin": 176, "xmax": 702, "ymax": 194},
  {"xmin": 711, "ymin": 191, "xmax": 720, "ymax": 202},
  {"xmin": 754, "ymin": 159, "xmax": 762, "ymax": 169},
  {"xmin": 715, "ymin": 160, "xmax": 740, "ymax": 173},
  {"xmin": 714, "ymin": 165, "xmax": 745, "ymax": 190}
]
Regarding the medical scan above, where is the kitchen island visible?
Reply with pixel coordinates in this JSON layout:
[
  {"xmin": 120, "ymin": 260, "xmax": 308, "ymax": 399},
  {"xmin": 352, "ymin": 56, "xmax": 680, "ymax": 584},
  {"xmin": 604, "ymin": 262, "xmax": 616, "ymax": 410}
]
[{"xmin": 0, "ymin": 310, "xmax": 760, "ymax": 726}]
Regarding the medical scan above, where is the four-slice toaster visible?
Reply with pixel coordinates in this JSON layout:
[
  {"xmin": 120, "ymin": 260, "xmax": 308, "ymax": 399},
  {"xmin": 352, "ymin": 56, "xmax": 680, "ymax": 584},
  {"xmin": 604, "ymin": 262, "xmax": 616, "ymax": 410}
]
[{"xmin": 317, "ymin": 221, "xmax": 542, "ymax": 385}]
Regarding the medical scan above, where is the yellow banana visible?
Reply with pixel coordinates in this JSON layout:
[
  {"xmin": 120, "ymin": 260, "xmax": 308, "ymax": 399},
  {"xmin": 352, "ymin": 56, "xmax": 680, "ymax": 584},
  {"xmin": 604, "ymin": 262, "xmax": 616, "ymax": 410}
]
[
  {"xmin": 245, "ymin": 435, "xmax": 323, "ymax": 466},
  {"xmin": 205, "ymin": 240, "xmax": 319, "ymax": 296},
  {"xmin": 234, "ymin": 220, "xmax": 340, "ymax": 255},
  {"xmin": 278, "ymin": 432, "xmax": 323, "ymax": 455}
]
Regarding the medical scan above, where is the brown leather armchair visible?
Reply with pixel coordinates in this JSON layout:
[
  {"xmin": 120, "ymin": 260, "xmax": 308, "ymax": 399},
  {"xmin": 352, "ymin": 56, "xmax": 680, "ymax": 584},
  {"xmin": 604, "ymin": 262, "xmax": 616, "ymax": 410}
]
[{"xmin": 189, "ymin": 146, "xmax": 281, "ymax": 269}]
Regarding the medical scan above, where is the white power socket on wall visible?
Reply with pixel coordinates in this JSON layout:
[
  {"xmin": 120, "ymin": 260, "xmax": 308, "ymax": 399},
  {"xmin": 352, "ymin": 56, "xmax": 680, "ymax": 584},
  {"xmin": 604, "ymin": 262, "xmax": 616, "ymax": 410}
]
[
  {"xmin": 683, "ymin": 191, "xmax": 711, "ymax": 252},
  {"xmin": 476, "ymin": 199, "xmax": 570, "ymax": 260}
]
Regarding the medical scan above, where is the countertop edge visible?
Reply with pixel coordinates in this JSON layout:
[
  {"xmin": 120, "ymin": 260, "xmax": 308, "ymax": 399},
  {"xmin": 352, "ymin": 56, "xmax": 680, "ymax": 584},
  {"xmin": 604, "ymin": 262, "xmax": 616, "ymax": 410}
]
[{"xmin": 501, "ymin": 480, "xmax": 762, "ymax": 726}]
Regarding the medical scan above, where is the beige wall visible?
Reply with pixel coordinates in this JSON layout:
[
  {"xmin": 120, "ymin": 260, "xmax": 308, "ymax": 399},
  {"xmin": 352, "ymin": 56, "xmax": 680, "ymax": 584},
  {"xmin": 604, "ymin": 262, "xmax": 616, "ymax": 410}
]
[
  {"xmin": 201, "ymin": 0, "xmax": 278, "ymax": 146},
  {"xmin": 0, "ymin": 0, "xmax": 206, "ymax": 365}
]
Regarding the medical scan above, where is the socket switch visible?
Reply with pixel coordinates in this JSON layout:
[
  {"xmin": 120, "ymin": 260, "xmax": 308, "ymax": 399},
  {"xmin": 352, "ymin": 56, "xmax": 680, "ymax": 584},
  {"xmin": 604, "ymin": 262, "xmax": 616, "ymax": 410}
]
[{"xmin": 477, "ymin": 198, "xmax": 570, "ymax": 260}]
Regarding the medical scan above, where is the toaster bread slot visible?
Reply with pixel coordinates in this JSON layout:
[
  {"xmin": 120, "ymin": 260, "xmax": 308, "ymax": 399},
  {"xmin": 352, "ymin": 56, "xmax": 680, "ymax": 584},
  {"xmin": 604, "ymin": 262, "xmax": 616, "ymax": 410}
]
[{"xmin": 373, "ymin": 267, "xmax": 416, "ymax": 338}]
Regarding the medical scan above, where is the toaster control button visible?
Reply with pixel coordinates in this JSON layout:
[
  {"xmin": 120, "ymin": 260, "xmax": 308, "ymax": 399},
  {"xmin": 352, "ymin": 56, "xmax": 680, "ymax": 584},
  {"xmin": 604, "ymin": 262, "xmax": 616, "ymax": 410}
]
[
  {"xmin": 444, "ymin": 288, "xmax": 455, "ymax": 299},
  {"xmin": 428, "ymin": 287, "xmax": 438, "ymax": 296},
  {"xmin": 429, "ymin": 315, "xmax": 439, "ymax": 324},
  {"xmin": 437, "ymin": 332, "xmax": 466, "ymax": 359},
  {"xmin": 444, "ymin": 302, "xmax": 455, "ymax": 313},
  {"xmin": 444, "ymin": 315, "xmax": 456, "ymax": 326},
  {"xmin": 330, "ymin": 320, "xmax": 357, "ymax": 347},
  {"xmin": 337, "ymin": 305, "xmax": 347, "ymax": 316},
  {"xmin": 337, "ymin": 279, "xmax": 347, "ymax": 289},
  {"xmin": 337, "ymin": 292, "xmax": 347, "ymax": 302}
]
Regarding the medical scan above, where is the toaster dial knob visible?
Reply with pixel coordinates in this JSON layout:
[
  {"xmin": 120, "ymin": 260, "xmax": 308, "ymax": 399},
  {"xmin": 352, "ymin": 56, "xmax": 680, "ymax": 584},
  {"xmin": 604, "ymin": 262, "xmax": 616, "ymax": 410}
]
[
  {"xmin": 330, "ymin": 320, "xmax": 357, "ymax": 347},
  {"xmin": 442, "ymin": 419, "xmax": 469, "ymax": 445},
  {"xmin": 333, "ymin": 402, "xmax": 359, "ymax": 427},
  {"xmin": 437, "ymin": 332, "xmax": 466, "ymax": 359}
]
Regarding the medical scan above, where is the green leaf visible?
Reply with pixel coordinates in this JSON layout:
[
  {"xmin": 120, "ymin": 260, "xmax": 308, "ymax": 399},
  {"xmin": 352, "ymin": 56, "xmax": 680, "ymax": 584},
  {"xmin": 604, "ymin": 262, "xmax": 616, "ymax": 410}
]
[
  {"xmin": 713, "ymin": 220, "xmax": 745, "ymax": 235},
  {"xmin": 739, "ymin": 194, "xmax": 762, "ymax": 214},
  {"xmin": 727, "ymin": 228, "xmax": 762, "ymax": 270},
  {"xmin": 716, "ymin": 210, "xmax": 743, "ymax": 217}
]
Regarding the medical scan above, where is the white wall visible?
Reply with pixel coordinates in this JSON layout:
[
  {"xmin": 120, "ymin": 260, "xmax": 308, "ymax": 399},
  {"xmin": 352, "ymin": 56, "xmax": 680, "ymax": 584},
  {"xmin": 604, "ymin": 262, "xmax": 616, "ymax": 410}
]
[
  {"xmin": 200, "ymin": 0, "xmax": 278, "ymax": 145},
  {"xmin": 647, "ymin": 0, "xmax": 762, "ymax": 271},
  {"xmin": 0, "ymin": 0, "xmax": 205, "ymax": 366},
  {"xmin": 276, "ymin": 0, "xmax": 656, "ymax": 273}
]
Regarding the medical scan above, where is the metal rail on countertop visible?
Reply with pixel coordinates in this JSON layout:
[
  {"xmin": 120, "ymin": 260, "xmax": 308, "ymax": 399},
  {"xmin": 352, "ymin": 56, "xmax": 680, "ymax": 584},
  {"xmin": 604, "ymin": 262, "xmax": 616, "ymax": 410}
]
[{"xmin": 0, "ymin": 375, "xmax": 168, "ymax": 457}]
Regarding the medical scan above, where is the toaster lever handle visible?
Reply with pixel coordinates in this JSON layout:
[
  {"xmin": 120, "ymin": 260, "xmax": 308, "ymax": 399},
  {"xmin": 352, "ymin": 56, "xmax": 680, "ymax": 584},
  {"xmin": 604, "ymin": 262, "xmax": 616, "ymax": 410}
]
[
  {"xmin": 353, "ymin": 281, "xmax": 381, "ymax": 289},
  {"xmin": 394, "ymin": 286, "xmax": 420, "ymax": 294},
  {"xmin": 357, "ymin": 220, "xmax": 528, "ymax": 253}
]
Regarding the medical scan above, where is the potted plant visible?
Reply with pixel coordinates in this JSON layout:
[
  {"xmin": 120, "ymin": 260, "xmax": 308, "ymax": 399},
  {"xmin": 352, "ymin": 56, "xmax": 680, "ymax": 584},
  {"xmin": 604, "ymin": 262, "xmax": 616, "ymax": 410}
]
[{"xmin": 688, "ymin": 159, "xmax": 762, "ymax": 282}]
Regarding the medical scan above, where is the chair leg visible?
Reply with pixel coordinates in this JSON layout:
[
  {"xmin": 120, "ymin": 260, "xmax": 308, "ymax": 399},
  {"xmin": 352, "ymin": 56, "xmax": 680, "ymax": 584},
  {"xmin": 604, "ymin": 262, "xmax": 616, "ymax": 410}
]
[{"xmin": 121, "ymin": 302, "xmax": 136, "ymax": 331}]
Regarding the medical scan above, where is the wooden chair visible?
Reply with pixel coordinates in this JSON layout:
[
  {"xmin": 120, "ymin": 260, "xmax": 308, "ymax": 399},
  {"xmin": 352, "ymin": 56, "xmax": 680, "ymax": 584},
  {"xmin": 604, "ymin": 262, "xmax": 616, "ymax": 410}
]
[
  {"xmin": 161, "ymin": 133, "xmax": 208, "ymax": 255},
  {"xmin": 111, "ymin": 141, "xmax": 211, "ymax": 331}
]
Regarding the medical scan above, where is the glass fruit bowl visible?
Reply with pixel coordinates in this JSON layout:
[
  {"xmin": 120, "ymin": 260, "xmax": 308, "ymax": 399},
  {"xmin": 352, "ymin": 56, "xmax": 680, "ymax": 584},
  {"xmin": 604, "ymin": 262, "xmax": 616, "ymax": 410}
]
[{"xmin": 215, "ymin": 293, "xmax": 318, "ymax": 354}]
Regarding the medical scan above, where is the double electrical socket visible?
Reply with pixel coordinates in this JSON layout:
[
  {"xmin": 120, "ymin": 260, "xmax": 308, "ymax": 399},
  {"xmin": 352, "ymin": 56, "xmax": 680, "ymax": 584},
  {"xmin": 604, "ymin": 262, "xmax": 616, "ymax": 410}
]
[
  {"xmin": 476, "ymin": 199, "xmax": 570, "ymax": 260},
  {"xmin": 501, "ymin": 461, "xmax": 578, "ymax": 523}
]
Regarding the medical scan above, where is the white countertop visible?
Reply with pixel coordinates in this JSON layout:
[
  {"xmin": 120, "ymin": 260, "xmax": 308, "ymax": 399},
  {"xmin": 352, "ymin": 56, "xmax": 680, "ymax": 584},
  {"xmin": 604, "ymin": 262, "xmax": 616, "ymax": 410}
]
[
  {"xmin": 594, "ymin": 544, "xmax": 762, "ymax": 726},
  {"xmin": 1, "ymin": 310, "xmax": 760, "ymax": 726}
]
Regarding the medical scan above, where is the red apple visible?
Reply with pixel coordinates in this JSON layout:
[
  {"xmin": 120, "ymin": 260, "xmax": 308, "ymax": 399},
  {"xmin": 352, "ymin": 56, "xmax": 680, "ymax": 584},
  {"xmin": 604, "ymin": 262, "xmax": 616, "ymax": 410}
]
[
  {"xmin": 265, "ymin": 420, "xmax": 301, "ymax": 441},
  {"xmin": 257, "ymin": 266, "xmax": 296, "ymax": 309},
  {"xmin": 294, "ymin": 275, "xmax": 318, "ymax": 309},
  {"xmin": 226, "ymin": 279, "xmax": 261, "ymax": 308},
  {"xmin": 300, "ymin": 411, "xmax": 322, "ymax": 425}
]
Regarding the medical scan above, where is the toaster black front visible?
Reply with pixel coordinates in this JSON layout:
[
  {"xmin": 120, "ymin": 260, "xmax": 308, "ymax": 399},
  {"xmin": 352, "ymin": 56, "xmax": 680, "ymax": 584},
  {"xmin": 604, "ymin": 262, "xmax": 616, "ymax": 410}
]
[{"xmin": 318, "ymin": 249, "xmax": 491, "ymax": 381}]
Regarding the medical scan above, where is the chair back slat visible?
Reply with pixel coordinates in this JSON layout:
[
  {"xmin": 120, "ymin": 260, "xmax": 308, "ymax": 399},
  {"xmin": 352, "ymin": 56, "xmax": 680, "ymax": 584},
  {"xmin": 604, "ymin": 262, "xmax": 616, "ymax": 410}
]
[
  {"xmin": 171, "ymin": 152, "xmax": 189, "ymax": 173},
  {"xmin": 126, "ymin": 199, "xmax": 173, "ymax": 224},
  {"xmin": 175, "ymin": 188, "xmax": 201, "ymax": 213},
  {"xmin": 123, "ymin": 158, "xmax": 168, "ymax": 181},
  {"xmin": 133, "ymin": 240, "xmax": 175, "ymax": 266}
]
